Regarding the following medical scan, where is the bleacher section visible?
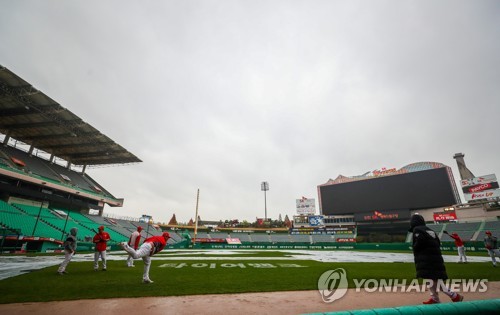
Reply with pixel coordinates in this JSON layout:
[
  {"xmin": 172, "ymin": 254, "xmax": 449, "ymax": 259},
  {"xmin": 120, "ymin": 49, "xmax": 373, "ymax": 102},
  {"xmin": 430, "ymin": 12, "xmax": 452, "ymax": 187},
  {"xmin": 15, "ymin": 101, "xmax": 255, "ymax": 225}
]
[
  {"xmin": 270, "ymin": 234, "xmax": 291, "ymax": 243},
  {"xmin": 407, "ymin": 220, "xmax": 500, "ymax": 243},
  {"xmin": 249, "ymin": 233, "xmax": 271, "ymax": 242},
  {"xmin": 209, "ymin": 232, "xmax": 229, "ymax": 239},
  {"xmin": 0, "ymin": 201, "xmax": 63, "ymax": 240},
  {"xmin": 3, "ymin": 198, "xmax": 499, "ymax": 250},
  {"xmin": 442, "ymin": 222, "xmax": 482, "ymax": 241},
  {"xmin": 189, "ymin": 232, "xmax": 210, "ymax": 239},
  {"xmin": 426, "ymin": 224, "xmax": 445, "ymax": 234},
  {"xmin": 0, "ymin": 144, "xmax": 112, "ymax": 198},
  {"xmin": 290, "ymin": 234, "xmax": 311, "ymax": 243},
  {"xmin": 311, "ymin": 234, "xmax": 334, "ymax": 243},
  {"xmin": 229, "ymin": 232, "xmax": 251, "ymax": 242},
  {"xmin": 477, "ymin": 221, "xmax": 500, "ymax": 242}
]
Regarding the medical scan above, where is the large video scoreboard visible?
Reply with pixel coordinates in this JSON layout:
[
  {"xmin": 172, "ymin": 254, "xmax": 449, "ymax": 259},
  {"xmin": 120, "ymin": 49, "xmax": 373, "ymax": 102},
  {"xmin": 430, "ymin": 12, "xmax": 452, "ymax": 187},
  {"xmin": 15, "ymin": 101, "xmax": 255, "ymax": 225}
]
[{"xmin": 319, "ymin": 167, "xmax": 459, "ymax": 215}]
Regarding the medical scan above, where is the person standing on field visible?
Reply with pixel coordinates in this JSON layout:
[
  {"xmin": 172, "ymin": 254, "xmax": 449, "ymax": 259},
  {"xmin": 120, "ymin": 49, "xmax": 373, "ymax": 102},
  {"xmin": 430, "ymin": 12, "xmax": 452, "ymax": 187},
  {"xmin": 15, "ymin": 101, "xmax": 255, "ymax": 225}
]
[
  {"xmin": 58, "ymin": 227, "xmax": 78, "ymax": 275},
  {"xmin": 484, "ymin": 231, "xmax": 500, "ymax": 267},
  {"xmin": 443, "ymin": 231, "xmax": 467, "ymax": 263},
  {"xmin": 409, "ymin": 214, "xmax": 463, "ymax": 304},
  {"xmin": 121, "ymin": 232, "xmax": 170, "ymax": 283},
  {"xmin": 126, "ymin": 226, "xmax": 143, "ymax": 267},
  {"xmin": 93, "ymin": 225, "xmax": 111, "ymax": 271}
]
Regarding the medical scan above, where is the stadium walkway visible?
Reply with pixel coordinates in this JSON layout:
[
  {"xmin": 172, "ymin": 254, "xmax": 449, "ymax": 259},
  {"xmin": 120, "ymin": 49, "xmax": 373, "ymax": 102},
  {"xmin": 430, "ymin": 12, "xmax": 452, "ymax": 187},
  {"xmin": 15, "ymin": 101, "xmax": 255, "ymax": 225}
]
[{"xmin": 1, "ymin": 282, "xmax": 499, "ymax": 315}]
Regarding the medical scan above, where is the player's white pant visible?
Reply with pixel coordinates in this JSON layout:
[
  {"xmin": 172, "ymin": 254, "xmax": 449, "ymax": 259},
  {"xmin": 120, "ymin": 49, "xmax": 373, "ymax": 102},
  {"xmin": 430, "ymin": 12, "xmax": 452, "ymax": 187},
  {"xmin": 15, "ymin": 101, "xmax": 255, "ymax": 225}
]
[
  {"xmin": 457, "ymin": 246, "xmax": 467, "ymax": 263},
  {"xmin": 123, "ymin": 242, "xmax": 153, "ymax": 281},
  {"xmin": 127, "ymin": 254, "xmax": 135, "ymax": 267},
  {"xmin": 94, "ymin": 250, "xmax": 107, "ymax": 270},
  {"xmin": 58, "ymin": 251, "xmax": 74, "ymax": 273},
  {"xmin": 487, "ymin": 248, "xmax": 500, "ymax": 266}
]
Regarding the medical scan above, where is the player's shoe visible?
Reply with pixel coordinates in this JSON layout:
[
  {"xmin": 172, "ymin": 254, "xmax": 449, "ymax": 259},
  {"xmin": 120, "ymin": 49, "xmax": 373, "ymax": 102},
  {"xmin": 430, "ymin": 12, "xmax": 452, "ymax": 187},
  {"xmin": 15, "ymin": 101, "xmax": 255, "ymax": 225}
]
[
  {"xmin": 143, "ymin": 279, "xmax": 154, "ymax": 284},
  {"xmin": 452, "ymin": 294, "xmax": 464, "ymax": 302},
  {"xmin": 119, "ymin": 242, "xmax": 127, "ymax": 249},
  {"xmin": 423, "ymin": 298, "xmax": 440, "ymax": 304}
]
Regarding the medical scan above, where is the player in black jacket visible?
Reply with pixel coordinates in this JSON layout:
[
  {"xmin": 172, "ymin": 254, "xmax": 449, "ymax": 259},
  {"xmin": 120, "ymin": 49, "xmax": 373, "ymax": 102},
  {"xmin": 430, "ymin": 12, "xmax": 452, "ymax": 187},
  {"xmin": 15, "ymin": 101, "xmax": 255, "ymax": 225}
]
[{"xmin": 410, "ymin": 214, "xmax": 464, "ymax": 304}]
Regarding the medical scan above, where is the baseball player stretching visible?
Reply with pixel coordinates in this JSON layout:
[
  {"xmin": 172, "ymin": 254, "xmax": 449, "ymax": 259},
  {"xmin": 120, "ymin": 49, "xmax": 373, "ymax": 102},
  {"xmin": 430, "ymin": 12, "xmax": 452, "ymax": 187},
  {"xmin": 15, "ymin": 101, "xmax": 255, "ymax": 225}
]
[{"xmin": 121, "ymin": 232, "xmax": 170, "ymax": 283}]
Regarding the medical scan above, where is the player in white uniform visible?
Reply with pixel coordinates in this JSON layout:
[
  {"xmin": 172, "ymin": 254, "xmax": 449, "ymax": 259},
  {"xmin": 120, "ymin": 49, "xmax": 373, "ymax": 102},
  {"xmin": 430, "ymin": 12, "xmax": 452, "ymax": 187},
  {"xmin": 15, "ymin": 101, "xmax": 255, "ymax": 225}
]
[{"xmin": 126, "ymin": 226, "xmax": 143, "ymax": 267}]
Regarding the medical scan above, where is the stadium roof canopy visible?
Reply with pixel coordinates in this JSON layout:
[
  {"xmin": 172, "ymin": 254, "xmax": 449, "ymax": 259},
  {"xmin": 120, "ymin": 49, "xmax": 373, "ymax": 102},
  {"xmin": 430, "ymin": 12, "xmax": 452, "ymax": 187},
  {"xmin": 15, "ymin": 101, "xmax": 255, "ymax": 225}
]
[{"xmin": 0, "ymin": 66, "xmax": 142, "ymax": 166}]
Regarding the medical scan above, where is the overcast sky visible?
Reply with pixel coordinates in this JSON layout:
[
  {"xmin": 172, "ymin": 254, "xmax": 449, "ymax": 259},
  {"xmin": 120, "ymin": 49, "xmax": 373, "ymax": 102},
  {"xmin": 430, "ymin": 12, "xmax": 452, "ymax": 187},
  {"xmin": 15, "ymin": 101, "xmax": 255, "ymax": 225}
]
[{"xmin": 1, "ymin": 1, "xmax": 499, "ymax": 223}]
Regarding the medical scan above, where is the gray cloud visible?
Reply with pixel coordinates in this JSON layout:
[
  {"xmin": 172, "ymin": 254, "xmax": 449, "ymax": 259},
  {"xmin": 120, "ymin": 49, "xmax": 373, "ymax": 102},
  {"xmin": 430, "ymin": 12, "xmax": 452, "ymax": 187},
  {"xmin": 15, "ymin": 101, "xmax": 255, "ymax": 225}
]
[{"xmin": 1, "ymin": 0, "xmax": 499, "ymax": 223}]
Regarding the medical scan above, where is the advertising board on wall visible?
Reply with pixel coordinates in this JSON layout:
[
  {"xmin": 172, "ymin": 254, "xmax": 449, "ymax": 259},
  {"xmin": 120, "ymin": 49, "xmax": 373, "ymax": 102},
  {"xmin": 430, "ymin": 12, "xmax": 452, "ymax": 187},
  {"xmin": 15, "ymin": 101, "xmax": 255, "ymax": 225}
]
[
  {"xmin": 464, "ymin": 190, "xmax": 500, "ymax": 201},
  {"xmin": 296, "ymin": 197, "xmax": 316, "ymax": 215},
  {"xmin": 433, "ymin": 211, "xmax": 457, "ymax": 222},
  {"xmin": 290, "ymin": 226, "xmax": 356, "ymax": 235},
  {"xmin": 461, "ymin": 174, "xmax": 499, "ymax": 202},
  {"xmin": 460, "ymin": 174, "xmax": 497, "ymax": 187},
  {"xmin": 354, "ymin": 209, "xmax": 410, "ymax": 222}
]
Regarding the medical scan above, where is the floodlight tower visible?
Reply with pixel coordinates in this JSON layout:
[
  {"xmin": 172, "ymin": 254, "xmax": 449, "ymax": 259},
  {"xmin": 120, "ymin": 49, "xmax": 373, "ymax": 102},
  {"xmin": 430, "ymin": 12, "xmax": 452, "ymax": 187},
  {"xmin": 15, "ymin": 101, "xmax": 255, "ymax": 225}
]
[{"xmin": 261, "ymin": 181, "xmax": 269, "ymax": 220}]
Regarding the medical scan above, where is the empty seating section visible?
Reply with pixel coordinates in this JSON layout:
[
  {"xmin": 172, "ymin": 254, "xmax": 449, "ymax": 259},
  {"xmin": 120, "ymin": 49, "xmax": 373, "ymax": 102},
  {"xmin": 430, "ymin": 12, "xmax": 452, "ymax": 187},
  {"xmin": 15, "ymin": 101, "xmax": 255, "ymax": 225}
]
[
  {"xmin": 311, "ymin": 234, "xmax": 334, "ymax": 243},
  {"xmin": 409, "ymin": 221, "xmax": 500, "ymax": 242},
  {"xmin": 0, "ymin": 145, "xmax": 61, "ymax": 182},
  {"xmin": 484, "ymin": 221, "xmax": 500, "ymax": 230},
  {"xmin": 166, "ymin": 231, "xmax": 184, "ymax": 242},
  {"xmin": 451, "ymin": 230, "xmax": 475, "ymax": 241},
  {"xmin": 0, "ymin": 201, "xmax": 63, "ymax": 240},
  {"xmin": 290, "ymin": 234, "xmax": 311, "ymax": 243},
  {"xmin": 443, "ymin": 222, "xmax": 482, "ymax": 241},
  {"xmin": 48, "ymin": 161, "xmax": 98, "ymax": 193},
  {"xmin": 249, "ymin": 233, "xmax": 271, "ymax": 242},
  {"xmin": 476, "ymin": 221, "xmax": 500, "ymax": 241},
  {"xmin": 446, "ymin": 222, "xmax": 481, "ymax": 232},
  {"xmin": 270, "ymin": 234, "xmax": 291, "ymax": 242},
  {"xmin": 0, "ymin": 145, "xmax": 112, "ymax": 198},
  {"xmin": 209, "ymin": 232, "xmax": 229, "ymax": 239},
  {"xmin": 427, "ymin": 224, "xmax": 445, "ymax": 233},
  {"xmin": 13, "ymin": 203, "xmax": 57, "ymax": 219},
  {"xmin": 230, "ymin": 233, "xmax": 251, "ymax": 242},
  {"xmin": 189, "ymin": 232, "xmax": 210, "ymax": 239},
  {"xmin": 114, "ymin": 218, "xmax": 138, "ymax": 230},
  {"xmin": 3, "ymin": 200, "xmax": 499, "ymax": 247},
  {"xmin": 0, "ymin": 206, "xmax": 36, "ymax": 235}
]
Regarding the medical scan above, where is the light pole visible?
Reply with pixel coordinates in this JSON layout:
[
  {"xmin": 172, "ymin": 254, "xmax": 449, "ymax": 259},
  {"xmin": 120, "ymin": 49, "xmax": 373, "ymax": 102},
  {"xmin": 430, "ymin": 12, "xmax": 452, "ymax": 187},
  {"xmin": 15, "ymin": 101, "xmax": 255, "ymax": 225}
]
[{"xmin": 261, "ymin": 182, "xmax": 269, "ymax": 220}]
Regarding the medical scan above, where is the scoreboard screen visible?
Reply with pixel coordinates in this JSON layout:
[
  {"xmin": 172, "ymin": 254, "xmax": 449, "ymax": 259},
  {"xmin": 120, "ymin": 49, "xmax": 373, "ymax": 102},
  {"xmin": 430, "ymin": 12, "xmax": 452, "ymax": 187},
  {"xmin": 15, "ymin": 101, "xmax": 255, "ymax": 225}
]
[{"xmin": 319, "ymin": 168, "xmax": 458, "ymax": 215}]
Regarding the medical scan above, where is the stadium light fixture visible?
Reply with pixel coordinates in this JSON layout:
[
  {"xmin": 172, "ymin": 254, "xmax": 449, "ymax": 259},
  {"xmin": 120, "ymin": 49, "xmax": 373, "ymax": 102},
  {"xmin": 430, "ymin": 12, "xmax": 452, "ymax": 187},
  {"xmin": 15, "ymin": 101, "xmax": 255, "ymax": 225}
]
[{"xmin": 261, "ymin": 182, "xmax": 269, "ymax": 220}]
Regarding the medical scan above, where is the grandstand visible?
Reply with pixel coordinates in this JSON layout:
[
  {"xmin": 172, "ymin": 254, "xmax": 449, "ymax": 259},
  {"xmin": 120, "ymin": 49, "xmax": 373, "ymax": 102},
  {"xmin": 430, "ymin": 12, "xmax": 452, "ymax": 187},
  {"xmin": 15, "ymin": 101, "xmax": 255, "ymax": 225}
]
[{"xmin": 405, "ymin": 220, "xmax": 500, "ymax": 243}]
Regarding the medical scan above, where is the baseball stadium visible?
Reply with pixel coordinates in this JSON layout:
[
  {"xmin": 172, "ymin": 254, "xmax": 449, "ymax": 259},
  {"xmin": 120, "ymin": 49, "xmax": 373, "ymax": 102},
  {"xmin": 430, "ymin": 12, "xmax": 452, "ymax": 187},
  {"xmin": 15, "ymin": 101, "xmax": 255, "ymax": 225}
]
[{"xmin": 0, "ymin": 66, "xmax": 499, "ymax": 314}]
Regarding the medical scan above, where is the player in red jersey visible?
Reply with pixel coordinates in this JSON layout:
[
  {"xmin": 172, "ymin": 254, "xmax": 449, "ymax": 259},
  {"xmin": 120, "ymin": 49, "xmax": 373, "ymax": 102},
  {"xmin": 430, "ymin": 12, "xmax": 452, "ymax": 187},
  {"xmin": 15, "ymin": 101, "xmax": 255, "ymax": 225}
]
[
  {"xmin": 121, "ymin": 232, "xmax": 170, "ymax": 283},
  {"xmin": 92, "ymin": 226, "xmax": 111, "ymax": 271},
  {"xmin": 443, "ymin": 231, "xmax": 467, "ymax": 263}
]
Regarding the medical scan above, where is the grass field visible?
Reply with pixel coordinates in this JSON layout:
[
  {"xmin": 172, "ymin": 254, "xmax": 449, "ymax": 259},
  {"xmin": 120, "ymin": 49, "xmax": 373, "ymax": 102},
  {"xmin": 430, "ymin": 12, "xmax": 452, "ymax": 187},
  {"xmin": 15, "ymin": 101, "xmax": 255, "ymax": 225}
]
[{"xmin": 0, "ymin": 250, "xmax": 498, "ymax": 304}]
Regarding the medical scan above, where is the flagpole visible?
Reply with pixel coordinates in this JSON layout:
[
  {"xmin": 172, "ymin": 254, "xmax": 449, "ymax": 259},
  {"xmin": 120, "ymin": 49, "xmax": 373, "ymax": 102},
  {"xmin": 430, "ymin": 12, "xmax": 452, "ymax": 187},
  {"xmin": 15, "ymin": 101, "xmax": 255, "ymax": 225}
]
[{"xmin": 193, "ymin": 189, "xmax": 200, "ymax": 245}]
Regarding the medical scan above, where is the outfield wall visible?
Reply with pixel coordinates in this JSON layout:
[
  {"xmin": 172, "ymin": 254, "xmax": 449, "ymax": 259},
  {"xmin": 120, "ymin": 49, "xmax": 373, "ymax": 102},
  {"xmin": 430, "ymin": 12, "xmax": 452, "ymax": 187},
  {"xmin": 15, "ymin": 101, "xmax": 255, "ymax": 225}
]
[
  {"xmin": 26, "ymin": 240, "xmax": 493, "ymax": 253},
  {"xmin": 170, "ymin": 241, "xmax": 490, "ymax": 252}
]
